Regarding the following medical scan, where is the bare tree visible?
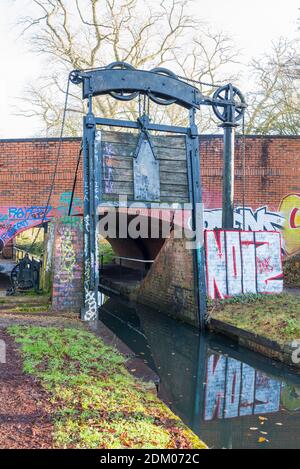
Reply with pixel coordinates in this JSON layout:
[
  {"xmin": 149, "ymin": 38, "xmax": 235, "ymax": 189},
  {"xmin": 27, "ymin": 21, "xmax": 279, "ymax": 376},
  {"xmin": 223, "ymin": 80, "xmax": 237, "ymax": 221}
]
[
  {"xmin": 15, "ymin": 0, "xmax": 239, "ymax": 135},
  {"xmin": 245, "ymin": 38, "xmax": 300, "ymax": 135}
]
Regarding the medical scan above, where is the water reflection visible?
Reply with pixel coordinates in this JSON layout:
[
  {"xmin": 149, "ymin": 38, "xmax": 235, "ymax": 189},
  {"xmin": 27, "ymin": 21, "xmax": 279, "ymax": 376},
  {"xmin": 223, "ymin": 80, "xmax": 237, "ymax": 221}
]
[{"xmin": 98, "ymin": 297, "xmax": 300, "ymax": 449}]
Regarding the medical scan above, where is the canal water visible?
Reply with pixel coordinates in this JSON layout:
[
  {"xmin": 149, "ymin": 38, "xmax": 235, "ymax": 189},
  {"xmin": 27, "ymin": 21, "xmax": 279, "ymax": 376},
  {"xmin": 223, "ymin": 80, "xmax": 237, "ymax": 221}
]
[{"xmin": 97, "ymin": 296, "xmax": 300, "ymax": 449}]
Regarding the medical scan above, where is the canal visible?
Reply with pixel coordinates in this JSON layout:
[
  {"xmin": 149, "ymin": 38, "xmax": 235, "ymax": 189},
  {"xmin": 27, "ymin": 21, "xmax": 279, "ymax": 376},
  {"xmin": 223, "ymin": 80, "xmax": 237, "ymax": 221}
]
[{"xmin": 97, "ymin": 296, "xmax": 300, "ymax": 449}]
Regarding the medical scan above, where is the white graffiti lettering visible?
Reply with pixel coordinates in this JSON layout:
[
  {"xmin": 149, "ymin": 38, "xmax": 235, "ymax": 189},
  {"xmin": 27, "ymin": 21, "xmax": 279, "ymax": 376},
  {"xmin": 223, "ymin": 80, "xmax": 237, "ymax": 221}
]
[{"xmin": 204, "ymin": 206, "xmax": 284, "ymax": 231}]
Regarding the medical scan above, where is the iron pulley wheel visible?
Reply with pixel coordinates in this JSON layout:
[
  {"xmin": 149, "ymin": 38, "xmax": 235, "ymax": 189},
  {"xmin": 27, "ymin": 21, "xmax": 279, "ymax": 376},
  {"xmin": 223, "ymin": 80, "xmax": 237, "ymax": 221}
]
[
  {"xmin": 69, "ymin": 70, "xmax": 82, "ymax": 85},
  {"xmin": 212, "ymin": 84, "xmax": 246, "ymax": 123},
  {"xmin": 148, "ymin": 68, "xmax": 178, "ymax": 106},
  {"xmin": 107, "ymin": 62, "xmax": 139, "ymax": 101}
]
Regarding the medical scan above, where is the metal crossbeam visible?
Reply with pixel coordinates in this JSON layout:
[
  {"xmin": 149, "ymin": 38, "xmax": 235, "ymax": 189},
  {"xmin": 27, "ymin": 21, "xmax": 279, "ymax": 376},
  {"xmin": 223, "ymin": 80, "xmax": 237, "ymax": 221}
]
[{"xmin": 94, "ymin": 117, "xmax": 189, "ymax": 134}]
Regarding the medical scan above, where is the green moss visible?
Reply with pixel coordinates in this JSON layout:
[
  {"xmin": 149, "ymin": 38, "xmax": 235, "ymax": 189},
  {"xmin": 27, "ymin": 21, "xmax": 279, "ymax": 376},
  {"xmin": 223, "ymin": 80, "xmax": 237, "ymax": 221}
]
[
  {"xmin": 15, "ymin": 228, "xmax": 44, "ymax": 258},
  {"xmin": 99, "ymin": 238, "xmax": 114, "ymax": 265},
  {"xmin": 8, "ymin": 325, "xmax": 206, "ymax": 449},
  {"xmin": 209, "ymin": 293, "xmax": 300, "ymax": 344},
  {"xmin": 10, "ymin": 305, "xmax": 49, "ymax": 313}
]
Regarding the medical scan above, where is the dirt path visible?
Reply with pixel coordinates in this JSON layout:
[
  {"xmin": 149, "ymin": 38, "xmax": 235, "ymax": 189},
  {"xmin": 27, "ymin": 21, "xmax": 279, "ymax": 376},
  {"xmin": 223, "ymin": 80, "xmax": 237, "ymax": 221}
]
[{"xmin": 0, "ymin": 329, "xmax": 54, "ymax": 449}]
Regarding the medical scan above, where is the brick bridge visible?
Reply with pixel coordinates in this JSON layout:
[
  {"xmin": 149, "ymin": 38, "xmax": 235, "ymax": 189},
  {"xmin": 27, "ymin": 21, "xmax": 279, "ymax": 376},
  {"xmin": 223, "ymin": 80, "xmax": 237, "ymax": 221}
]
[{"xmin": 0, "ymin": 134, "xmax": 299, "ymax": 324}]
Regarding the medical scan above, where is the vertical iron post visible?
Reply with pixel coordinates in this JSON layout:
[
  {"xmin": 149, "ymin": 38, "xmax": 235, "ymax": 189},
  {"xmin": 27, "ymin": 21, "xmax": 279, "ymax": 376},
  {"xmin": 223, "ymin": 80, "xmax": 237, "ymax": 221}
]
[
  {"xmin": 188, "ymin": 108, "xmax": 207, "ymax": 330},
  {"xmin": 221, "ymin": 122, "xmax": 236, "ymax": 229},
  {"xmin": 81, "ymin": 92, "xmax": 99, "ymax": 321},
  {"xmin": 221, "ymin": 85, "xmax": 238, "ymax": 229},
  {"xmin": 192, "ymin": 333, "xmax": 208, "ymax": 433}
]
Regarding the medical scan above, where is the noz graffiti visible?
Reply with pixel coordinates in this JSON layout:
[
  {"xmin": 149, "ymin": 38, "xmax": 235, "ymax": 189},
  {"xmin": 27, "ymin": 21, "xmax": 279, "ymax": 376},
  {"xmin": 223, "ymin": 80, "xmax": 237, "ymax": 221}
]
[
  {"xmin": 204, "ymin": 354, "xmax": 281, "ymax": 421},
  {"xmin": 204, "ymin": 195, "xmax": 300, "ymax": 257},
  {"xmin": 205, "ymin": 230, "xmax": 283, "ymax": 299}
]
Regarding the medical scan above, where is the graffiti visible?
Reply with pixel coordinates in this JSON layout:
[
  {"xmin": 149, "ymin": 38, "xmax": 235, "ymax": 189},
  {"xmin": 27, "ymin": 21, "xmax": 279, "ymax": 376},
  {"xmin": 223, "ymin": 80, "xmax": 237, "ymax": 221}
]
[
  {"xmin": 103, "ymin": 156, "xmax": 114, "ymax": 194},
  {"xmin": 204, "ymin": 354, "xmax": 282, "ymax": 421},
  {"xmin": 84, "ymin": 287, "xmax": 98, "ymax": 321},
  {"xmin": 59, "ymin": 226, "xmax": 76, "ymax": 285},
  {"xmin": 8, "ymin": 206, "xmax": 51, "ymax": 221},
  {"xmin": 52, "ymin": 219, "xmax": 83, "ymax": 312},
  {"xmin": 82, "ymin": 253, "xmax": 97, "ymax": 321},
  {"xmin": 204, "ymin": 206, "xmax": 284, "ymax": 231},
  {"xmin": 204, "ymin": 197, "xmax": 300, "ymax": 257},
  {"xmin": 84, "ymin": 214, "xmax": 90, "ymax": 233},
  {"xmin": 57, "ymin": 191, "xmax": 82, "ymax": 217},
  {"xmin": 256, "ymin": 256, "xmax": 274, "ymax": 275},
  {"xmin": 0, "ymin": 192, "xmax": 83, "ymax": 247},
  {"xmin": 0, "ymin": 205, "xmax": 53, "ymax": 246},
  {"xmin": 102, "ymin": 140, "xmax": 115, "ymax": 194},
  {"xmin": 279, "ymin": 194, "xmax": 300, "ymax": 256},
  {"xmin": 205, "ymin": 230, "xmax": 283, "ymax": 299}
]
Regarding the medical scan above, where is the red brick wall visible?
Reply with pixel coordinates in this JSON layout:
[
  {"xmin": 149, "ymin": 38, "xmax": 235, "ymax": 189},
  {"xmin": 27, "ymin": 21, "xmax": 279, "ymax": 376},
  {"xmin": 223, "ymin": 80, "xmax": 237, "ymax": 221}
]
[
  {"xmin": 136, "ymin": 233, "xmax": 198, "ymax": 326},
  {"xmin": 0, "ymin": 138, "xmax": 83, "ymax": 208},
  {"xmin": 0, "ymin": 135, "xmax": 299, "ymax": 213},
  {"xmin": 200, "ymin": 135, "xmax": 300, "ymax": 211}
]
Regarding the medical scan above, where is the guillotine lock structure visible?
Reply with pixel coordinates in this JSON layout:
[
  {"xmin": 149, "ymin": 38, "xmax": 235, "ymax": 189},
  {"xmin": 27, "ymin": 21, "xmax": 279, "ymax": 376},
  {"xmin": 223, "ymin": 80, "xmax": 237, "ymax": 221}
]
[{"xmin": 70, "ymin": 62, "xmax": 246, "ymax": 328}]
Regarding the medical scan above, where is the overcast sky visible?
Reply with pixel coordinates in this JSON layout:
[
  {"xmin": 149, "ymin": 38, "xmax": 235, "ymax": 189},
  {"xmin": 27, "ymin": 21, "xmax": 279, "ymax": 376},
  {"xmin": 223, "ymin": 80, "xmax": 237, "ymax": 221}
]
[{"xmin": 0, "ymin": 0, "xmax": 299, "ymax": 138}]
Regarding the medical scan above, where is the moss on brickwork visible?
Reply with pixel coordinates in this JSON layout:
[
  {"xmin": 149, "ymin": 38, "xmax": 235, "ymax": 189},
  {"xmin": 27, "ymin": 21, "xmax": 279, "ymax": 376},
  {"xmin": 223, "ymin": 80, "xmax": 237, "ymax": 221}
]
[{"xmin": 283, "ymin": 253, "xmax": 300, "ymax": 288}]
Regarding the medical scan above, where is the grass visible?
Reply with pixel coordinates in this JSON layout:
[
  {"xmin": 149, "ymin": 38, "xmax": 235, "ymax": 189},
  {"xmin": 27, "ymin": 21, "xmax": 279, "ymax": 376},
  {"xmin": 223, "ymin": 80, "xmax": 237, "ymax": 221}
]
[
  {"xmin": 5, "ymin": 305, "xmax": 49, "ymax": 313},
  {"xmin": 0, "ymin": 294, "xmax": 50, "ymax": 312},
  {"xmin": 99, "ymin": 238, "xmax": 114, "ymax": 265},
  {"xmin": 8, "ymin": 325, "xmax": 206, "ymax": 449},
  {"xmin": 15, "ymin": 228, "xmax": 44, "ymax": 258},
  {"xmin": 208, "ymin": 293, "xmax": 300, "ymax": 344}
]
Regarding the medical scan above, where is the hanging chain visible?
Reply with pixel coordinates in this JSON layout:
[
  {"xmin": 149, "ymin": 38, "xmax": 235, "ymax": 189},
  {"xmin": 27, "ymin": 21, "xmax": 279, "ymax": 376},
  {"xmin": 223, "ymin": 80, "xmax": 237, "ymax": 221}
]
[
  {"xmin": 138, "ymin": 92, "xmax": 142, "ymax": 117},
  {"xmin": 68, "ymin": 142, "xmax": 83, "ymax": 216},
  {"xmin": 138, "ymin": 91, "xmax": 150, "ymax": 118}
]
